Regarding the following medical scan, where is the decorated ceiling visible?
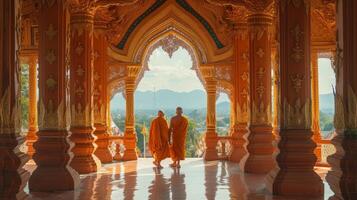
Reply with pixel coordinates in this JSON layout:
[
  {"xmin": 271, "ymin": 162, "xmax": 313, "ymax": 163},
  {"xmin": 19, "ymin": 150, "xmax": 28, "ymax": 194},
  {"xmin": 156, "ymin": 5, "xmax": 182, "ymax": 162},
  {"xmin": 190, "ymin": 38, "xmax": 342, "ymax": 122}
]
[{"xmin": 20, "ymin": 0, "xmax": 336, "ymax": 96}]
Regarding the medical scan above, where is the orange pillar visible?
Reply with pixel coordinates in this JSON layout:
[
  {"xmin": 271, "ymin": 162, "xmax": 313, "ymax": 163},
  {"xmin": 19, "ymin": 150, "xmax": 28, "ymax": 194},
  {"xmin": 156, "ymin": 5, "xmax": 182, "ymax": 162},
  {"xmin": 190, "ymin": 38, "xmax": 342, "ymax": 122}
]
[
  {"xmin": 122, "ymin": 65, "xmax": 140, "ymax": 161},
  {"xmin": 202, "ymin": 65, "xmax": 218, "ymax": 161},
  {"xmin": 69, "ymin": 8, "xmax": 101, "ymax": 174},
  {"xmin": 29, "ymin": 0, "xmax": 79, "ymax": 192},
  {"xmin": 266, "ymin": 1, "xmax": 323, "ymax": 197},
  {"xmin": 230, "ymin": 24, "xmax": 249, "ymax": 163},
  {"xmin": 93, "ymin": 20, "xmax": 112, "ymax": 163},
  {"xmin": 243, "ymin": 12, "xmax": 275, "ymax": 174},
  {"xmin": 0, "ymin": 0, "xmax": 30, "ymax": 198},
  {"xmin": 326, "ymin": 0, "xmax": 357, "ymax": 199},
  {"xmin": 311, "ymin": 50, "xmax": 322, "ymax": 164},
  {"xmin": 27, "ymin": 55, "xmax": 38, "ymax": 158}
]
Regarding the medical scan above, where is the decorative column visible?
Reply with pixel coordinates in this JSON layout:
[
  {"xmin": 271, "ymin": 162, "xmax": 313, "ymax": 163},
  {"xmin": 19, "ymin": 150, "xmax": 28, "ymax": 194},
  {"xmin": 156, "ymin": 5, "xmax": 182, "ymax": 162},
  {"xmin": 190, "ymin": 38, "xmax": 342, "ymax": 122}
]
[
  {"xmin": 230, "ymin": 23, "xmax": 249, "ymax": 163},
  {"xmin": 242, "ymin": 7, "xmax": 275, "ymax": 173},
  {"xmin": 29, "ymin": 0, "xmax": 80, "ymax": 192},
  {"xmin": 92, "ymin": 20, "xmax": 112, "ymax": 163},
  {"xmin": 266, "ymin": 0, "xmax": 323, "ymax": 197},
  {"xmin": 272, "ymin": 48, "xmax": 279, "ymax": 139},
  {"xmin": 326, "ymin": 0, "xmax": 357, "ymax": 199},
  {"xmin": 69, "ymin": 6, "xmax": 101, "ymax": 174},
  {"xmin": 311, "ymin": 50, "xmax": 322, "ymax": 164},
  {"xmin": 202, "ymin": 65, "xmax": 218, "ymax": 161},
  {"xmin": 122, "ymin": 65, "xmax": 140, "ymax": 161},
  {"xmin": 27, "ymin": 55, "xmax": 38, "ymax": 158},
  {"xmin": 0, "ymin": 0, "xmax": 30, "ymax": 198}
]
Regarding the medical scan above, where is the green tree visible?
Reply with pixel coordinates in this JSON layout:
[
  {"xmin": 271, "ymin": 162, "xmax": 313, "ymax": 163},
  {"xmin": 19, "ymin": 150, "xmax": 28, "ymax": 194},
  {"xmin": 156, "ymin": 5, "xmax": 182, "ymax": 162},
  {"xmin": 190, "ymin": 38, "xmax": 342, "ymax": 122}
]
[{"xmin": 21, "ymin": 64, "xmax": 29, "ymax": 130}]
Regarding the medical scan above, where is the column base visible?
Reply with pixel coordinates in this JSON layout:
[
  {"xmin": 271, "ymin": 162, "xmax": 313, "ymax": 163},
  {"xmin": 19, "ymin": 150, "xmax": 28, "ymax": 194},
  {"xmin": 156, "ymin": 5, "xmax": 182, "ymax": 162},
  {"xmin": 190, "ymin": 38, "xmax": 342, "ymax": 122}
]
[
  {"xmin": 93, "ymin": 124, "xmax": 112, "ymax": 163},
  {"xmin": 203, "ymin": 134, "xmax": 218, "ymax": 161},
  {"xmin": 70, "ymin": 127, "xmax": 101, "ymax": 174},
  {"xmin": 0, "ymin": 134, "xmax": 30, "ymax": 199},
  {"xmin": 243, "ymin": 125, "xmax": 274, "ymax": 174},
  {"xmin": 229, "ymin": 124, "xmax": 247, "ymax": 163},
  {"xmin": 266, "ymin": 129, "xmax": 323, "ymax": 197},
  {"xmin": 326, "ymin": 131, "xmax": 357, "ymax": 200},
  {"xmin": 29, "ymin": 130, "xmax": 80, "ymax": 192},
  {"xmin": 122, "ymin": 134, "xmax": 137, "ymax": 161},
  {"xmin": 26, "ymin": 128, "xmax": 38, "ymax": 159}
]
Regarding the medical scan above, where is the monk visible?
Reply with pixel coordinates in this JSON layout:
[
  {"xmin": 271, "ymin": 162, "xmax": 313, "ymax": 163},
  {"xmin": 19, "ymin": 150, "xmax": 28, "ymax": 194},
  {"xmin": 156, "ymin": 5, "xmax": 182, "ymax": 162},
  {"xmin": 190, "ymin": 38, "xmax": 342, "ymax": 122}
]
[
  {"xmin": 169, "ymin": 107, "xmax": 188, "ymax": 168},
  {"xmin": 149, "ymin": 110, "xmax": 170, "ymax": 168}
]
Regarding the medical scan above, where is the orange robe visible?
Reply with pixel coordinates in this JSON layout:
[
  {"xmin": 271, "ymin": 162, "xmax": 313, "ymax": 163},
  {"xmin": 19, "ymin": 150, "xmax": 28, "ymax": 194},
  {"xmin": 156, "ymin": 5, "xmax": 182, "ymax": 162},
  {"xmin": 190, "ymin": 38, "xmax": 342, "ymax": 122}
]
[
  {"xmin": 169, "ymin": 116, "xmax": 188, "ymax": 161},
  {"xmin": 149, "ymin": 117, "xmax": 170, "ymax": 161}
]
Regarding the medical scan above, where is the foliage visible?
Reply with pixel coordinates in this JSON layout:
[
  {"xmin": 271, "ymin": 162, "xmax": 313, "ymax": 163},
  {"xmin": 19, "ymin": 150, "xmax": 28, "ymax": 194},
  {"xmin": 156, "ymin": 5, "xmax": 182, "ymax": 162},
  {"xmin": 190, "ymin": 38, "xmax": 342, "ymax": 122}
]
[{"xmin": 21, "ymin": 64, "xmax": 29, "ymax": 130}]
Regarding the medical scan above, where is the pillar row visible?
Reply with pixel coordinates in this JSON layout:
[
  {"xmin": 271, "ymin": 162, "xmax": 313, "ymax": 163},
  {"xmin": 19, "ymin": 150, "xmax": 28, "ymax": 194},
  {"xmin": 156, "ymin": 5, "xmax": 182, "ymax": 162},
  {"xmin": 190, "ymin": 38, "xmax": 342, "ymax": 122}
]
[{"xmin": 27, "ymin": 55, "xmax": 38, "ymax": 159}]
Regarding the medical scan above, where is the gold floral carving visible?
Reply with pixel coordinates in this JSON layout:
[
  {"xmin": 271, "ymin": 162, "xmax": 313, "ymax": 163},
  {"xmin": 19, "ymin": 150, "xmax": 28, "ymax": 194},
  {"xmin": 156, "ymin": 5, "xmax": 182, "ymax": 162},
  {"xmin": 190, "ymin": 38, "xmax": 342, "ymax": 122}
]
[
  {"xmin": 241, "ymin": 72, "xmax": 249, "ymax": 81},
  {"xmin": 94, "ymin": 103, "xmax": 106, "ymax": 125},
  {"xmin": 71, "ymin": 103, "xmax": 92, "ymax": 127},
  {"xmin": 290, "ymin": 73, "xmax": 304, "ymax": 93},
  {"xmin": 256, "ymin": 48, "xmax": 265, "ymax": 58},
  {"xmin": 283, "ymin": 98, "xmax": 311, "ymax": 129},
  {"xmin": 46, "ymin": 49, "xmax": 56, "ymax": 64},
  {"xmin": 46, "ymin": 75, "xmax": 57, "ymax": 90},
  {"xmin": 75, "ymin": 43, "xmax": 84, "ymax": 55},
  {"xmin": 38, "ymin": 99, "xmax": 70, "ymax": 130},
  {"xmin": 45, "ymin": 24, "xmax": 57, "ymax": 40},
  {"xmin": 236, "ymin": 102, "xmax": 248, "ymax": 123},
  {"xmin": 251, "ymin": 101, "xmax": 271, "ymax": 125},
  {"xmin": 0, "ymin": 87, "xmax": 22, "ymax": 134},
  {"xmin": 290, "ymin": 24, "xmax": 304, "ymax": 63}
]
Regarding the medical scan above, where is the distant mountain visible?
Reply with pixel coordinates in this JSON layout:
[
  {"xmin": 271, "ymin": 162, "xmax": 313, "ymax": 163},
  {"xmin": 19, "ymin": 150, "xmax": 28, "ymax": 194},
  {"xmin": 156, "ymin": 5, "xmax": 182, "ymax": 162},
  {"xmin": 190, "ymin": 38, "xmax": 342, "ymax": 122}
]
[
  {"xmin": 111, "ymin": 89, "xmax": 207, "ymax": 110},
  {"xmin": 111, "ymin": 89, "xmax": 231, "ymax": 113}
]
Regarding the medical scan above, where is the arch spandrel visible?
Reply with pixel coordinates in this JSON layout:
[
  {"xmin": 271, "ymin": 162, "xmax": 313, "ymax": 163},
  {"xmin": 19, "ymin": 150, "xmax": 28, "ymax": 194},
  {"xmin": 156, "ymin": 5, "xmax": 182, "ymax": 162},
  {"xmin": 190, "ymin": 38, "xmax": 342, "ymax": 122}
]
[{"xmin": 107, "ymin": 1, "xmax": 234, "ymax": 64}]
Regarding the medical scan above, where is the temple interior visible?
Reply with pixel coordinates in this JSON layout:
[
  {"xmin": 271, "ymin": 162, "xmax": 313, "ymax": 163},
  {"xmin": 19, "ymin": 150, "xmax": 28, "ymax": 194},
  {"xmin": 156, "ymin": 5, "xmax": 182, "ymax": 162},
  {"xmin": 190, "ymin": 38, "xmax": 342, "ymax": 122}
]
[{"xmin": 1, "ymin": 0, "xmax": 357, "ymax": 200}]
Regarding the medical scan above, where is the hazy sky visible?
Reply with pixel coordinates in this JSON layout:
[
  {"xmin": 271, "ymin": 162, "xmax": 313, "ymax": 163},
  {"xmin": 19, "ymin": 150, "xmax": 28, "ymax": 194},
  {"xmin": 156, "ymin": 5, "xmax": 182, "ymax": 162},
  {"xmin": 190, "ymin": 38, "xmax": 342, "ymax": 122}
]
[
  {"xmin": 137, "ymin": 47, "xmax": 204, "ymax": 92},
  {"xmin": 137, "ymin": 48, "xmax": 336, "ymax": 95}
]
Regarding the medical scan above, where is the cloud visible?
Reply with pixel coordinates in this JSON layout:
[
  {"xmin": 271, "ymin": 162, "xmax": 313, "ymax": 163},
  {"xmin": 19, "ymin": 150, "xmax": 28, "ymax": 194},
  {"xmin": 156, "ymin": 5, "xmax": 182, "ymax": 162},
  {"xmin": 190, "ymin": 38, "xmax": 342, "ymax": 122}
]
[{"xmin": 137, "ymin": 47, "xmax": 204, "ymax": 92}]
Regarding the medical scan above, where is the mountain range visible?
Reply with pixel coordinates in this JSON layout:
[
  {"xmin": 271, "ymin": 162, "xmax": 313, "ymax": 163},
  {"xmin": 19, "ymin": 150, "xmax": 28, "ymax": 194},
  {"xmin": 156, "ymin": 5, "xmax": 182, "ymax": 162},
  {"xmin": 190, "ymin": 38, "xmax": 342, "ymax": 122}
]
[{"xmin": 111, "ymin": 89, "xmax": 335, "ymax": 114}]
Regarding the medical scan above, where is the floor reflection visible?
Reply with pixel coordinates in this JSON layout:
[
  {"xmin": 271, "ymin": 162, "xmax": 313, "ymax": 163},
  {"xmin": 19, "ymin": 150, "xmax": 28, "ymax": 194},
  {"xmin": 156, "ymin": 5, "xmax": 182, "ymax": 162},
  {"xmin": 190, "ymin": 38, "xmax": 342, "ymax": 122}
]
[{"xmin": 24, "ymin": 158, "xmax": 332, "ymax": 200}]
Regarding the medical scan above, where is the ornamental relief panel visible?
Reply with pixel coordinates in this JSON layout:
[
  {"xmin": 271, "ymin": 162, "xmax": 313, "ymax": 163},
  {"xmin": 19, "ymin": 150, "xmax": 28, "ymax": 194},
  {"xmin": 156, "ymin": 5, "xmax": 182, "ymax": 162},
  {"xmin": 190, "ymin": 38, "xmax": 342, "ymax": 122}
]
[
  {"xmin": 283, "ymin": 98, "xmax": 311, "ymax": 129},
  {"xmin": 71, "ymin": 103, "xmax": 92, "ymax": 127},
  {"xmin": 0, "ymin": 87, "xmax": 22, "ymax": 134},
  {"xmin": 38, "ymin": 99, "xmax": 70, "ymax": 130},
  {"xmin": 251, "ymin": 101, "xmax": 271, "ymax": 125},
  {"xmin": 108, "ymin": 65, "xmax": 126, "ymax": 81}
]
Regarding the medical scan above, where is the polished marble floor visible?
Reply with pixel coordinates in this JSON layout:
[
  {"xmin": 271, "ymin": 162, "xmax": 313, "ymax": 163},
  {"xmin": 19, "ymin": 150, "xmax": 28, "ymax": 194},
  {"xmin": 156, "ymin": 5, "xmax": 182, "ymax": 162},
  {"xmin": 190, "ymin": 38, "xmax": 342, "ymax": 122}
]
[{"xmin": 24, "ymin": 159, "xmax": 333, "ymax": 200}]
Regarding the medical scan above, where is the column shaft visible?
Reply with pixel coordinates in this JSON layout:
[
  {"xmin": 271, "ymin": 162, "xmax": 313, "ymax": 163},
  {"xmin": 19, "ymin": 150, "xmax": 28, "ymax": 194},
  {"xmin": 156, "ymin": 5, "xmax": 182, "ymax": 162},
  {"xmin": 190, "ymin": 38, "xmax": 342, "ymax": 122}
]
[
  {"xmin": 27, "ymin": 56, "xmax": 38, "ymax": 158},
  {"xmin": 122, "ymin": 66, "xmax": 140, "ymax": 161},
  {"xmin": 203, "ymin": 66, "xmax": 218, "ymax": 160},
  {"xmin": 93, "ymin": 21, "xmax": 112, "ymax": 163},
  {"xmin": 0, "ymin": 0, "xmax": 30, "ymax": 198},
  {"xmin": 29, "ymin": 0, "xmax": 80, "ymax": 192},
  {"xmin": 266, "ymin": 0, "xmax": 323, "ymax": 197},
  {"xmin": 243, "ymin": 13, "xmax": 274, "ymax": 174},
  {"xmin": 311, "ymin": 50, "xmax": 322, "ymax": 163},
  {"xmin": 69, "ymin": 9, "xmax": 101, "ymax": 174},
  {"xmin": 326, "ymin": 0, "xmax": 357, "ymax": 199},
  {"xmin": 230, "ymin": 24, "xmax": 249, "ymax": 163}
]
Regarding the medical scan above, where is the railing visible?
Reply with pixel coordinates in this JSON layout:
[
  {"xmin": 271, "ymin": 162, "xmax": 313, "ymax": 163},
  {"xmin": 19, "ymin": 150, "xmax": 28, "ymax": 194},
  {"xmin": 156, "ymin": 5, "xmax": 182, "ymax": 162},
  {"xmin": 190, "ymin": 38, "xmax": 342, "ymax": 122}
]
[
  {"xmin": 109, "ymin": 135, "xmax": 124, "ymax": 161},
  {"xmin": 216, "ymin": 136, "xmax": 233, "ymax": 160},
  {"xmin": 319, "ymin": 139, "xmax": 335, "ymax": 167}
]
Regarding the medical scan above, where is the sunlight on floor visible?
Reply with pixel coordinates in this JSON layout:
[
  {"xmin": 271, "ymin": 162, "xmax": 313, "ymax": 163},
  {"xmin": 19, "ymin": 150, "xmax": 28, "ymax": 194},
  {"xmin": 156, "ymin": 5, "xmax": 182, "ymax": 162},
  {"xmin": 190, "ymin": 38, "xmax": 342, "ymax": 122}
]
[{"xmin": 24, "ymin": 159, "xmax": 333, "ymax": 200}]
